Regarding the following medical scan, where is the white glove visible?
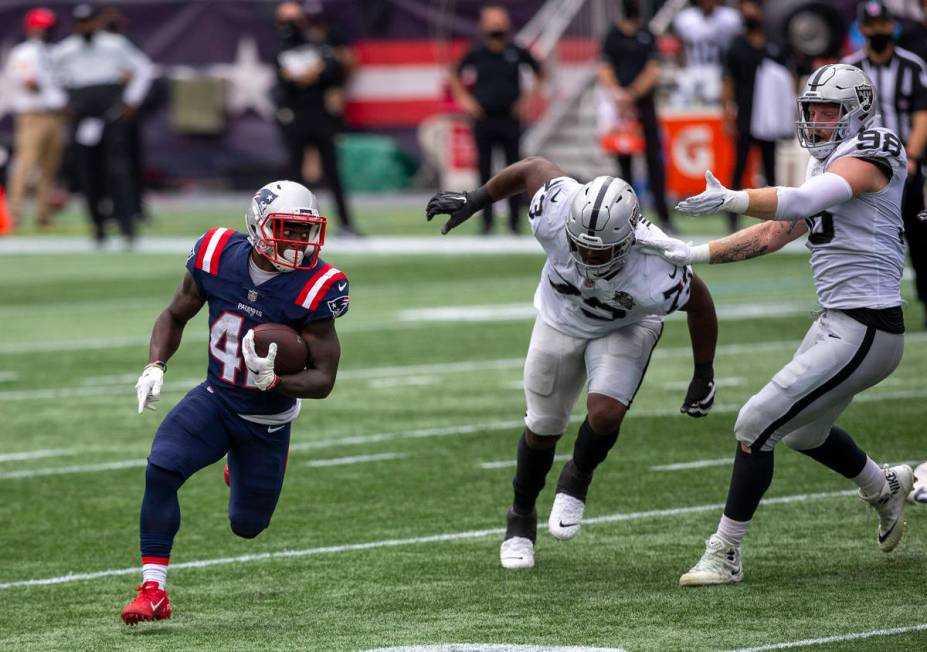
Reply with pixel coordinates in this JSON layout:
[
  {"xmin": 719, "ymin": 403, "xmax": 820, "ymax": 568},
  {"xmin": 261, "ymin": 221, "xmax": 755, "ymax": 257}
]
[
  {"xmin": 135, "ymin": 364, "xmax": 164, "ymax": 414},
  {"xmin": 909, "ymin": 462, "xmax": 927, "ymax": 505},
  {"xmin": 675, "ymin": 170, "xmax": 749, "ymax": 216},
  {"xmin": 637, "ymin": 234, "xmax": 710, "ymax": 265},
  {"xmin": 242, "ymin": 329, "xmax": 279, "ymax": 391}
]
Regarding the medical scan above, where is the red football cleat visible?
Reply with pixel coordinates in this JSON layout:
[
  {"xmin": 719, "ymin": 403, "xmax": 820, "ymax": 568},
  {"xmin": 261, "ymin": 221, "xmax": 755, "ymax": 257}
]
[
  {"xmin": 121, "ymin": 581, "xmax": 172, "ymax": 625},
  {"xmin": 224, "ymin": 463, "xmax": 230, "ymax": 487}
]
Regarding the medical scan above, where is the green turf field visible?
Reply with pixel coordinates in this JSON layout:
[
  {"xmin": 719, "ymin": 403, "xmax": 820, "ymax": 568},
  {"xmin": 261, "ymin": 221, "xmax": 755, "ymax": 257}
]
[{"xmin": 1, "ymin": 234, "xmax": 926, "ymax": 651}]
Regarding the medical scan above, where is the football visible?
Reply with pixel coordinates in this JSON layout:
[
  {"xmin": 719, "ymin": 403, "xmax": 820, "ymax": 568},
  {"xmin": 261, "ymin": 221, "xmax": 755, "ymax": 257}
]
[{"xmin": 252, "ymin": 323, "xmax": 308, "ymax": 375}]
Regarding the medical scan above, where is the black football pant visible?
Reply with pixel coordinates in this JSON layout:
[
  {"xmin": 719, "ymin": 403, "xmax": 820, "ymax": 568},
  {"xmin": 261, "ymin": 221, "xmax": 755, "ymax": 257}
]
[
  {"xmin": 474, "ymin": 114, "xmax": 522, "ymax": 233},
  {"xmin": 728, "ymin": 125, "xmax": 776, "ymax": 233},
  {"xmin": 615, "ymin": 99, "xmax": 671, "ymax": 230},
  {"xmin": 277, "ymin": 110, "xmax": 355, "ymax": 231}
]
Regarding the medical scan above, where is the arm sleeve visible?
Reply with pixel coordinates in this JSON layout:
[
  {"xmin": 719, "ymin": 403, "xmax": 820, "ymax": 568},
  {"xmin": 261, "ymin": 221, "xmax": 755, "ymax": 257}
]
[
  {"xmin": 120, "ymin": 38, "xmax": 154, "ymax": 106},
  {"xmin": 773, "ymin": 172, "xmax": 854, "ymax": 220}
]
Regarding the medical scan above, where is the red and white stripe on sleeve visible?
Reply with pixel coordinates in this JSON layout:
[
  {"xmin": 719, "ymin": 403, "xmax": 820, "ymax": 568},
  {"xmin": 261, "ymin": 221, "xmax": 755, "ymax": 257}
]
[
  {"xmin": 194, "ymin": 227, "xmax": 234, "ymax": 275},
  {"xmin": 295, "ymin": 263, "xmax": 347, "ymax": 310}
]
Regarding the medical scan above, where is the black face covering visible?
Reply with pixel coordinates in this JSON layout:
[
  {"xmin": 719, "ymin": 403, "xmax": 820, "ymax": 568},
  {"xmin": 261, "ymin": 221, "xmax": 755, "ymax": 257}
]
[
  {"xmin": 278, "ymin": 22, "xmax": 305, "ymax": 47},
  {"xmin": 621, "ymin": 0, "xmax": 640, "ymax": 20},
  {"xmin": 80, "ymin": 31, "xmax": 94, "ymax": 44},
  {"xmin": 868, "ymin": 32, "xmax": 893, "ymax": 53},
  {"xmin": 744, "ymin": 17, "xmax": 763, "ymax": 32},
  {"xmin": 485, "ymin": 30, "xmax": 507, "ymax": 41}
]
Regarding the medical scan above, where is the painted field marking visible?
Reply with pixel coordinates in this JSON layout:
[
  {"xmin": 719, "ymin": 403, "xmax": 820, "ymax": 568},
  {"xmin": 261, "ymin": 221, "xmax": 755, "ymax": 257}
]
[
  {"xmin": 0, "ymin": 371, "xmax": 18, "ymax": 382},
  {"xmin": 303, "ymin": 453, "xmax": 407, "ymax": 468},
  {"xmin": 651, "ymin": 458, "xmax": 731, "ymax": 472},
  {"xmin": 480, "ymin": 454, "xmax": 571, "ymax": 470},
  {"xmin": 0, "ymin": 449, "xmax": 74, "ymax": 463},
  {"xmin": 0, "ymin": 459, "xmax": 147, "ymax": 479},
  {"xmin": 0, "ymin": 489, "xmax": 856, "ymax": 590},
  {"xmin": 2, "ymin": 391, "xmax": 922, "ymax": 480},
  {"xmin": 722, "ymin": 622, "xmax": 927, "ymax": 652},
  {"xmin": 368, "ymin": 376, "xmax": 439, "ymax": 390},
  {"xmin": 363, "ymin": 645, "xmax": 627, "ymax": 652}
]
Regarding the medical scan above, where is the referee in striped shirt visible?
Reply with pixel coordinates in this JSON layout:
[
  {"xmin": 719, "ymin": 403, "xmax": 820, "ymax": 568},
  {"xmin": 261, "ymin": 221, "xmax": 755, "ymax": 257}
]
[{"xmin": 843, "ymin": 0, "xmax": 927, "ymax": 327}]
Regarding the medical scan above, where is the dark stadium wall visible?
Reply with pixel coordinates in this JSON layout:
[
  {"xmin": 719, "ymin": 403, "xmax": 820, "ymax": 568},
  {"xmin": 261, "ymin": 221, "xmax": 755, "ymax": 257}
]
[{"xmin": 0, "ymin": 0, "xmax": 545, "ymax": 186}]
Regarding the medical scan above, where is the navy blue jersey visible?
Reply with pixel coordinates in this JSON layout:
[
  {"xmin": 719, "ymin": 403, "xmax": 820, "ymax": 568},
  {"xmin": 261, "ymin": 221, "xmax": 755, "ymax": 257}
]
[{"xmin": 186, "ymin": 228, "xmax": 349, "ymax": 417}]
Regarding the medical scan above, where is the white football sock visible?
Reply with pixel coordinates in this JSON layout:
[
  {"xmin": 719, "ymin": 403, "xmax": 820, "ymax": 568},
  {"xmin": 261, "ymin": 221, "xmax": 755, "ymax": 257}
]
[
  {"xmin": 854, "ymin": 456, "xmax": 886, "ymax": 499},
  {"xmin": 716, "ymin": 514, "xmax": 750, "ymax": 546},
  {"xmin": 142, "ymin": 563, "xmax": 168, "ymax": 589}
]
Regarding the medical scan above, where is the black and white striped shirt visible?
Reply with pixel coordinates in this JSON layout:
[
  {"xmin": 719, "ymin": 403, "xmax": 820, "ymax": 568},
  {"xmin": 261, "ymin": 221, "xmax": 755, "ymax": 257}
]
[{"xmin": 842, "ymin": 47, "xmax": 927, "ymax": 144}]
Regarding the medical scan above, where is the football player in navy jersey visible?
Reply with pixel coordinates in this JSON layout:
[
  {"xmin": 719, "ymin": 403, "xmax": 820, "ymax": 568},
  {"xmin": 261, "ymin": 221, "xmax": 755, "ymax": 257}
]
[{"xmin": 121, "ymin": 181, "xmax": 350, "ymax": 624}]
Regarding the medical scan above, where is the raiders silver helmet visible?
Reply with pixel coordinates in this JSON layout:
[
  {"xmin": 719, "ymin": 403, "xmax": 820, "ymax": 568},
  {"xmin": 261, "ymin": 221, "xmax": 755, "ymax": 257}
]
[
  {"xmin": 245, "ymin": 180, "xmax": 326, "ymax": 272},
  {"xmin": 796, "ymin": 63, "xmax": 878, "ymax": 159},
  {"xmin": 566, "ymin": 176, "xmax": 640, "ymax": 280}
]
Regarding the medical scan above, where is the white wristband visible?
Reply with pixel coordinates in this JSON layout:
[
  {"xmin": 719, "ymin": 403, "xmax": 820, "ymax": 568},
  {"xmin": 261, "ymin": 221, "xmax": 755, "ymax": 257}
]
[
  {"xmin": 690, "ymin": 243, "xmax": 711, "ymax": 264},
  {"xmin": 726, "ymin": 190, "xmax": 749, "ymax": 214}
]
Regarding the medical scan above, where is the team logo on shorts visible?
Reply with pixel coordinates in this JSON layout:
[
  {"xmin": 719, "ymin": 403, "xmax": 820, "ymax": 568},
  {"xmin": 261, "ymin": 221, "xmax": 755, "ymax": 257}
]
[
  {"xmin": 614, "ymin": 291, "xmax": 635, "ymax": 309},
  {"xmin": 247, "ymin": 289, "xmax": 259, "ymax": 303},
  {"xmin": 328, "ymin": 295, "xmax": 350, "ymax": 317}
]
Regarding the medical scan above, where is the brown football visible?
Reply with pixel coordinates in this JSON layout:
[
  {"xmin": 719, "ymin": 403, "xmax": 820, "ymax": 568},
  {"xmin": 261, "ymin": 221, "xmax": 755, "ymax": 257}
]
[{"xmin": 252, "ymin": 323, "xmax": 308, "ymax": 375}]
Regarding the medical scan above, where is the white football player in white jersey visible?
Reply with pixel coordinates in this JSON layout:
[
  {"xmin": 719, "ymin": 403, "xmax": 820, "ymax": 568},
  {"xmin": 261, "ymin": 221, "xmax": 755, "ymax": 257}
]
[
  {"xmin": 426, "ymin": 157, "xmax": 720, "ymax": 569},
  {"xmin": 638, "ymin": 63, "xmax": 915, "ymax": 586}
]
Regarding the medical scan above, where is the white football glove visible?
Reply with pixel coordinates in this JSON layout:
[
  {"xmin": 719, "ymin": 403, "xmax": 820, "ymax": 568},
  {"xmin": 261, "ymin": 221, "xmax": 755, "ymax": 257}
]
[
  {"xmin": 675, "ymin": 170, "xmax": 748, "ymax": 216},
  {"xmin": 908, "ymin": 461, "xmax": 927, "ymax": 505},
  {"xmin": 135, "ymin": 363, "xmax": 164, "ymax": 414},
  {"xmin": 637, "ymin": 235, "xmax": 710, "ymax": 265},
  {"xmin": 242, "ymin": 329, "xmax": 279, "ymax": 391}
]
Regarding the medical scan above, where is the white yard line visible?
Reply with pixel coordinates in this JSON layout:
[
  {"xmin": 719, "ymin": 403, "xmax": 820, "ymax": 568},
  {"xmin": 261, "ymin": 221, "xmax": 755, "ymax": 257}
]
[
  {"xmin": 651, "ymin": 458, "xmax": 731, "ymax": 472},
  {"xmin": 0, "ymin": 449, "xmax": 74, "ymax": 463},
  {"xmin": 480, "ymin": 454, "xmax": 571, "ymax": 470},
  {"xmin": 0, "ymin": 371, "xmax": 18, "ymax": 382},
  {"xmin": 0, "ymin": 459, "xmax": 146, "ymax": 479},
  {"xmin": 722, "ymin": 623, "xmax": 927, "ymax": 652},
  {"xmin": 303, "ymin": 452, "xmax": 406, "ymax": 468},
  {"xmin": 0, "ymin": 488, "xmax": 855, "ymax": 590}
]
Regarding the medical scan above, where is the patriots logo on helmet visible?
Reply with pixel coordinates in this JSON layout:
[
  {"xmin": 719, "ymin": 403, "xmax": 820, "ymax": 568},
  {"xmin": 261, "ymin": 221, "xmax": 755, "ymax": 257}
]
[
  {"xmin": 253, "ymin": 188, "xmax": 279, "ymax": 217},
  {"xmin": 327, "ymin": 295, "xmax": 349, "ymax": 317}
]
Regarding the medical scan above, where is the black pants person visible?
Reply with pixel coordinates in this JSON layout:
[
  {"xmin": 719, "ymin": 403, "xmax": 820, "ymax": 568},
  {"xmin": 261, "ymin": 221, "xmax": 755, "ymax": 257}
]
[
  {"xmin": 277, "ymin": 108, "xmax": 355, "ymax": 232},
  {"xmin": 68, "ymin": 84, "xmax": 139, "ymax": 244},
  {"xmin": 902, "ymin": 166, "xmax": 927, "ymax": 325},
  {"xmin": 474, "ymin": 114, "xmax": 521, "ymax": 234},
  {"xmin": 615, "ymin": 99, "xmax": 671, "ymax": 231},
  {"xmin": 728, "ymin": 121, "xmax": 776, "ymax": 233}
]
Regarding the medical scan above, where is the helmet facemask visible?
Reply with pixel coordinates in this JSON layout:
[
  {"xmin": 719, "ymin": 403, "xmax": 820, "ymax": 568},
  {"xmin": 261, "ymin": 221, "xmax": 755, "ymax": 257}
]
[
  {"xmin": 795, "ymin": 99, "xmax": 855, "ymax": 159},
  {"xmin": 251, "ymin": 211, "xmax": 327, "ymax": 272},
  {"xmin": 567, "ymin": 228, "xmax": 635, "ymax": 281}
]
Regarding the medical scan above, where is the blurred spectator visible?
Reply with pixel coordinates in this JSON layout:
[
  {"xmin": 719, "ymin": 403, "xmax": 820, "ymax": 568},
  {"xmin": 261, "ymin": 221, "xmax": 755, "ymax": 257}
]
[
  {"xmin": 898, "ymin": 0, "xmax": 927, "ymax": 63},
  {"xmin": 100, "ymin": 4, "xmax": 146, "ymax": 222},
  {"xmin": 722, "ymin": 0, "xmax": 791, "ymax": 232},
  {"xmin": 304, "ymin": 0, "xmax": 355, "ymax": 130},
  {"xmin": 448, "ymin": 4, "xmax": 545, "ymax": 235},
  {"xmin": 4, "ymin": 7, "xmax": 67, "ymax": 228},
  {"xmin": 52, "ymin": 3, "xmax": 153, "ymax": 248},
  {"xmin": 671, "ymin": 0, "xmax": 742, "ymax": 106},
  {"xmin": 273, "ymin": 1, "xmax": 359, "ymax": 237},
  {"xmin": 598, "ymin": 0, "xmax": 673, "ymax": 233},
  {"xmin": 844, "ymin": 0, "xmax": 927, "ymax": 327}
]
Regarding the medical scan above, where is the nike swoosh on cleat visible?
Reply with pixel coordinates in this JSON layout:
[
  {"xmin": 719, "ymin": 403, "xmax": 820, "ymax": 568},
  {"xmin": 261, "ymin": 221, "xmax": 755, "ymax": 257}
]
[
  {"xmin": 878, "ymin": 524, "xmax": 896, "ymax": 544},
  {"xmin": 558, "ymin": 521, "xmax": 580, "ymax": 528},
  {"xmin": 150, "ymin": 598, "xmax": 165, "ymax": 611}
]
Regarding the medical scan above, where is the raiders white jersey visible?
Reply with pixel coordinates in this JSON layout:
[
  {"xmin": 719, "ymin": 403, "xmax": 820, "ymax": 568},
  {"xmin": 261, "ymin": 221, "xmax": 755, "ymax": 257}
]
[
  {"xmin": 805, "ymin": 127, "xmax": 907, "ymax": 309},
  {"xmin": 672, "ymin": 5, "xmax": 742, "ymax": 67},
  {"xmin": 528, "ymin": 177, "xmax": 692, "ymax": 339}
]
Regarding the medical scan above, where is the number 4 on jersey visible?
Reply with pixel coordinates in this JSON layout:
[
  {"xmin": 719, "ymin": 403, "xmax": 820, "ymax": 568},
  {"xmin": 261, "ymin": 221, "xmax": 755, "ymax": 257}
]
[{"xmin": 209, "ymin": 312, "xmax": 258, "ymax": 387}]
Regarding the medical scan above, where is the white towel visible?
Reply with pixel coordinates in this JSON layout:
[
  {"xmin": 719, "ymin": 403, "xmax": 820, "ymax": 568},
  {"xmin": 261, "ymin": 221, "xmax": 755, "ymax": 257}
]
[{"xmin": 750, "ymin": 59, "xmax": 795, "ymax": 141}]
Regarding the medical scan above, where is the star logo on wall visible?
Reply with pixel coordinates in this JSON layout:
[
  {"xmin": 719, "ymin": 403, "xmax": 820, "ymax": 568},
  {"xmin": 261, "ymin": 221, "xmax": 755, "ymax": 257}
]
[{"xmin": 208, "ymin": 36, "xmax": 276, "ymax": 120}]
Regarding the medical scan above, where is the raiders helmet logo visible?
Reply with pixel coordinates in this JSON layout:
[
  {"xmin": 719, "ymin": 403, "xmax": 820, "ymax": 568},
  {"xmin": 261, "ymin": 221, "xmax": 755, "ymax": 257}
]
[
  {"xmin": 855, "ymin": 85, "xmax": 873, "ymax": 113},
  {"xmin": 614, "ymin": 291, "xmax": 635, "ymax": 309},
  {"xmin": 253, "ymin": 188, "xmax": 279, "ymax": 217}
]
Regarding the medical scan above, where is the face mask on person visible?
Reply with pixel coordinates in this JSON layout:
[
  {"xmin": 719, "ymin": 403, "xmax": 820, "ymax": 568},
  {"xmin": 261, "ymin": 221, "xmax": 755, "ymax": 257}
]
[
  {"xmin": 744, "ymin": 16, "xmax": 762, "ymax": 31},
  {"xmin": 868, "ymin": 32, "xmax": 893, "ymax": 53},
  {"xmin": 485, "ymin": 30, "xmax": 507, "ymax": 41},
  {"xmin": 278, "ymin": 22, "xmax": 304, "ymax": 46}
]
